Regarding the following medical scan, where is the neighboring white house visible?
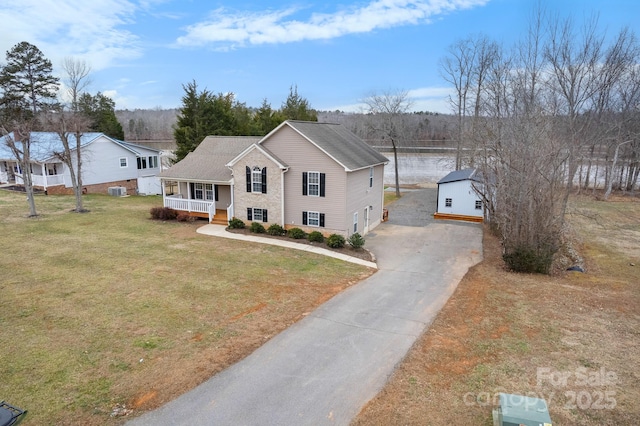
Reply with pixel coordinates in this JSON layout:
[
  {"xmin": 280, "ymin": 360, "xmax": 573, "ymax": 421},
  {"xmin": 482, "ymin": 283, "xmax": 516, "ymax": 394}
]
[
  {"xmin": 434, "ymin": 168, "xmax": 484, "ymax": 222},
  {"xmin": 0, "ymin": 132, "xmax": 163, "ymax": 195}
]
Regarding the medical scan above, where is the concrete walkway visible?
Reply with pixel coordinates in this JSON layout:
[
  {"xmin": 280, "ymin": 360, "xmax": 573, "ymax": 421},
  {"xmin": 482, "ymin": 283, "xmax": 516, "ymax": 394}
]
[
  {"xmin": 128, "ymin": 189, "xmax": 483, "ymax": 426},
  {"xmin": 195, "ymin": 225, "xmax": 378, "ymax": 269}
]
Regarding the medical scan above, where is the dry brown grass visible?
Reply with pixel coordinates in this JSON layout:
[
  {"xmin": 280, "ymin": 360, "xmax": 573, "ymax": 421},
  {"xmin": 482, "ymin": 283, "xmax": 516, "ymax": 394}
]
[
  {"xmin": 354, "ymin": 193, "xmax": 640, "ymax": 425},
  {"xmin": 0, "ymin": 191, "xmax": 374, "ymax": 425}
]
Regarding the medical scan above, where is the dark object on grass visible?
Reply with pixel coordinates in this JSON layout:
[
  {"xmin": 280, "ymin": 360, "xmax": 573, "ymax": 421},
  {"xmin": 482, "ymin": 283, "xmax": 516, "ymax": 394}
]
[
  {"xmin": 566, "ymin": 265, "xmax": 584, "ymax": 272},
  {"xmin": 0, "ymin": 401, "xmax": 27, "ymax": 426}
]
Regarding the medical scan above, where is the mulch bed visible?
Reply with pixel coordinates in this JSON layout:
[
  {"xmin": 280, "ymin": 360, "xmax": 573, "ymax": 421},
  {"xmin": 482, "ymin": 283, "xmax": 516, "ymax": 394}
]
[{"xmin": 225, "ymin": 227, "xmax": 375, "ymax": 263}]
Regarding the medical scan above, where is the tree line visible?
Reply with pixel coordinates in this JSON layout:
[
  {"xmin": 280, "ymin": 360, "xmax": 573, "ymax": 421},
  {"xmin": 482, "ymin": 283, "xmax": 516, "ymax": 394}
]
[{"xmin": 172, "ymin": 81, "xmax": 318, "ymax": 161}]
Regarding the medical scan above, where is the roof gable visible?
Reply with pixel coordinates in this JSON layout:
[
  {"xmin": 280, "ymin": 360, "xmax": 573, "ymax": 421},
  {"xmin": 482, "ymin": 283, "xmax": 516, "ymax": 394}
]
[
  {"xmin": 437, "ymin": 168, "xmax": 481, "ymax": 184},
  {"xmin": 261, "ymin": 121, "xmax": 388, "ymax": 171},
  {"xmin": 226, "ymin": 143, "xmax": 288, "ymax": 169}
]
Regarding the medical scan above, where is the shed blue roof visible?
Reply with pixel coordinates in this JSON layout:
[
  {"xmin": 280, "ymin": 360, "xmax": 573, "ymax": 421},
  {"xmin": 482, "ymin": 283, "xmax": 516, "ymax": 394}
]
[{"xmin": 0, "ymin": 132, "xmax": 159, "ymax": 162}]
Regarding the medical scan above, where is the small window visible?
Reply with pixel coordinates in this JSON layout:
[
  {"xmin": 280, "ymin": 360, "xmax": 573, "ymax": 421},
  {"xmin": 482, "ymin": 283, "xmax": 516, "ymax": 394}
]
[
  {"xmin": 137, "ymin": 157, "xmax": 147, "ymax": 169},
  {"xmin": 308, "ymin": 211, "xmax": 320, "ymax": 227},
  {"xmin": 205, "ymin": 184, "xmax": 214, "ymax": 201},
  {"xmin": 353, "ymin": 212, "xmax": 358, "ymax": 233},
  {"xmin": 120, "ymin": 157, "xmax": 128, "ymax": 168},
  {"xmin": 149, "ymin": 156, "xmax": 158, "ymax": 168},
  {"xmin": 445, "ymin": 198, "xmax": 452, "ymax": 207},
  {"xmin": 252, "ymin": 168, "xmax": 262, "ymax": 193},
  {"xmin": 475, "ymin": 200, "xmax": 482, "ymax": 210},
  {"xmin": 308, "ymin": 171, "xmax": 320, "ymax": 196},
  {"xmin": 369, "ymin": 167, "xmax": 374, "ymax": 188},
  {"xmin": 248, "ymin": 207, "xmax": 268, "ymax": 223}
]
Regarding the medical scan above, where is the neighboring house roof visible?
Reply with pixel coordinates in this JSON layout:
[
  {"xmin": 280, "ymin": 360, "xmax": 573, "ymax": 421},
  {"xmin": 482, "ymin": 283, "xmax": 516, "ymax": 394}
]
[
  {"xmin": 0, "ymin": 132, "xmax": 161, "ymax": 163},
  {"xmin": 0, "ymin": 132, "xmax": 102, "ymax": 162},
  {"xmin": 158, "ymin": 136, "xmax": 260, "ymax": 182},
  {"xmin": 437, "ymin": 168, "xmax": 481, "ymax": 184},
  {"xmin": 269, "ymin": 121, "xmax": 389, "ymax": 171}
]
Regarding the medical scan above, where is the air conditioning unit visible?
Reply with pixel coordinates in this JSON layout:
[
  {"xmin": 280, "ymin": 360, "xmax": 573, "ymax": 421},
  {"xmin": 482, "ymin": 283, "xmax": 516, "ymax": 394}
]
[
  {"xmin": 493, "ymin": 393, "xmax": 552, "ymax": 426},
  {"xmin": 108, "ymin": 186, "xmax": 127, "ymax": 197}
]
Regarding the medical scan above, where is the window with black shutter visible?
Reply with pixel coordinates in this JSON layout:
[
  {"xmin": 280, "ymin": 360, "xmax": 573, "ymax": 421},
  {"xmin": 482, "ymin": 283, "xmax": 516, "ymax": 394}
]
[
  {"xmin": 302, "ymin": 211, "xmax": 324, "ymax": 227},
  {"xmin": 303, "ymin": 171, "xmax": 325, "ymax": 197},
  {"xmin": 249, "ymin": 208, "xmax": 268, "ymax": 222}
]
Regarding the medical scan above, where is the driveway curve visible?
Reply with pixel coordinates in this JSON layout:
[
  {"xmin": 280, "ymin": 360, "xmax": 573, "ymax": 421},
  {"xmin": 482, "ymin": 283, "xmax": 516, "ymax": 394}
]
[{"xmin": 127, "ymin": 188, "xmax": 483, "ymax": 426}]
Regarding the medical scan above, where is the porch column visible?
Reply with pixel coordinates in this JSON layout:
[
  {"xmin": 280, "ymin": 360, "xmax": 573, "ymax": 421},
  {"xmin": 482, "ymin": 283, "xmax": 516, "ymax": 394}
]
[
  {"xmin": 229, "ymin": 184, "xmax": 234, "ymax": 219},
  {"xmin": 42, "ymin": 164, "xmax": 47, "ymax": 190}
]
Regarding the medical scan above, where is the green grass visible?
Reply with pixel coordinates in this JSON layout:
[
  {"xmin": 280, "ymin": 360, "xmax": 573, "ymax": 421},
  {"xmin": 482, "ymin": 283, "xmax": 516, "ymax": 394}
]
[{"xmin": 0, "ymin": 191, "xmax": 370, "ymax": 425}]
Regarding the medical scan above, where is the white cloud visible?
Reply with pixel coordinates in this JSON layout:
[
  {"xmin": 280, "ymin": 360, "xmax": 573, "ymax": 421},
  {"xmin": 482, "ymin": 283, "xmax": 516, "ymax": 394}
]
[
  {"xmin": 175, "ymin": 0, "xmax": 489, "ymax": 48},
  {"xmin": 0, "ymin": 0, "xmax": 141, "ymax": 72}
]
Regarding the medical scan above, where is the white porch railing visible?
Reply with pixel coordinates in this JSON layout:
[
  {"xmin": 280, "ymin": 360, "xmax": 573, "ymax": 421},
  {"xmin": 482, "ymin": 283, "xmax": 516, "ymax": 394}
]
[
  {"xmin": 0, "ymin": 171, "xmax": 7, "ymax": 183},
  {"xmin": 164, "ymin": 195, "xmax": 215, "ymax": 218},
  {"xmin": 16, "ymin": 173, "xmax": 65, "ymax": 188}
]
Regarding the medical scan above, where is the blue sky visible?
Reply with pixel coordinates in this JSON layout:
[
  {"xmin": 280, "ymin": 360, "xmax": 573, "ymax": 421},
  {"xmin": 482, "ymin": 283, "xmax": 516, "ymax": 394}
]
[{"xmin": 1, "ymin": 0, "xmax": 638, "ymax": 113}]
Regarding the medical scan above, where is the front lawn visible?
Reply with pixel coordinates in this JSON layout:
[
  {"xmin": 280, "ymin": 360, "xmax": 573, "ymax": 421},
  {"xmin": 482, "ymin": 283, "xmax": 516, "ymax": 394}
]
[{"xmin": 0, "ymin": 191, "xmax": 373, "ymax": 425}]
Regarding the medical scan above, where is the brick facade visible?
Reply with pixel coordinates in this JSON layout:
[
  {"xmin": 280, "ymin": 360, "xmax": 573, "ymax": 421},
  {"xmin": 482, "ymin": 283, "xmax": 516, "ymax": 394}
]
[
  {"xmin": 231, "ymin": 149, "xmax": 282, "ymax": 227},
  {"xmin": 42, "ymin": 179, "xmax": 138, "ymax": 196}
]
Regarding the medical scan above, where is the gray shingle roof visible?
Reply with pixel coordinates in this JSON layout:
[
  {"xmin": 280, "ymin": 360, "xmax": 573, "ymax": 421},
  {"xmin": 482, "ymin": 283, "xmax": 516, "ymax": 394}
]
[
  {"xmin": 437, "ymin": 168, "xmax": 480, "ymax": 184},
  {"xmin": 283, "ymin": 121, "xmax": 389, "ymax": 171},
  {"xmin": 158, "ymin": 136, "xmax": 260, "ymax": 182}
]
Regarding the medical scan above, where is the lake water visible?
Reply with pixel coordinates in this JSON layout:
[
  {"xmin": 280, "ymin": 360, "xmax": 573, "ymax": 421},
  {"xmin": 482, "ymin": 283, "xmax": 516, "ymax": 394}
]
[
  {"xmin": 381, "ymin": 152, "xmax": 456, "ymax": 185},
  {"xmin": 381, "ymin": 153, "xmax": 632, "ymax": 188}
]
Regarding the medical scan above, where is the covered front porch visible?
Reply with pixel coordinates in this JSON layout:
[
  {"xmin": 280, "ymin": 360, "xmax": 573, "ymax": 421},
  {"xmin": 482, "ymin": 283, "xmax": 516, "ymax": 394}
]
[
  {"xmin": 11, "ymin": 161, "xmax": 66, "ymax": 190},
  {"xmin": 162, "ymin": 180, "xmax": 234, "ymax": 225}
]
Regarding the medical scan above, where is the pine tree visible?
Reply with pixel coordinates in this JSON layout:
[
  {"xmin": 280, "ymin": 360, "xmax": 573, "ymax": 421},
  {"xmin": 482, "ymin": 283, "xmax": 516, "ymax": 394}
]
[
  {"xmin": 280, "ymin": 85, "xmax": 317, "ymax": 122},
  {"xmin": 253, "ymin": 98, "xmax": 284, "ymax": 134},
  {"xmin": 0, "ymin": 41, "xmax": 59, "ymax": 121},
  {"xmin": 76, "ymin": 92, "xmax": 124, "ymax": 139}
]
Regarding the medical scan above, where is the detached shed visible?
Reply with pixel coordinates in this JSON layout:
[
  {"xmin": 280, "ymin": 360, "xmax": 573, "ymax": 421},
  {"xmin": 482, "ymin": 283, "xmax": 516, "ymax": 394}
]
[{"xmin": 434, "ymin": 168, "xmax": 483, "ymax": 223}]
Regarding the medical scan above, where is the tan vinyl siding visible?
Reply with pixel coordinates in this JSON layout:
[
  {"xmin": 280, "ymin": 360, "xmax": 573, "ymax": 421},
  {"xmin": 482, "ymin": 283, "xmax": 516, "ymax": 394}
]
[
  {"xmin": 262, "ymin": 125, "xmax": 347, "ymax": 234},
  {"xmin": 345, "ymin": 164, "xmax": 385, "ymax": 235}
]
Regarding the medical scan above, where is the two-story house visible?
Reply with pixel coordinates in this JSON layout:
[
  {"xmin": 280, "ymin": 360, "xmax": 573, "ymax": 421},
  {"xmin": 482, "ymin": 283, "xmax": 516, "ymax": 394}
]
[{"xmin": 159, "ymin": 120, "xmax": 389, "ymax": 236}]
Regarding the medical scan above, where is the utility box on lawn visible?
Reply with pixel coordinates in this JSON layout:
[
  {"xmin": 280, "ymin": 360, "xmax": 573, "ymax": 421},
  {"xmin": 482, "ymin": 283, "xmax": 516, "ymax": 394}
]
[{"xmin": 493, "ymin": 393, "xmax": 552, "ymax": 426}]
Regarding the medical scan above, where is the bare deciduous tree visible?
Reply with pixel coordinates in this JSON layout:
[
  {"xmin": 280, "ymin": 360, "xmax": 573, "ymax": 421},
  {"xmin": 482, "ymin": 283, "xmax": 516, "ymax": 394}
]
[
  {"xmin": 362, "ymin": 90, "xmax": 413, "ymax": 197},
  {"xmin": 1, "ymin": 125, "xmax": 38, "ymax": 216},
  {"xmin": 61, "ymin": 57, "xmax": 91, "ymax": 112}
]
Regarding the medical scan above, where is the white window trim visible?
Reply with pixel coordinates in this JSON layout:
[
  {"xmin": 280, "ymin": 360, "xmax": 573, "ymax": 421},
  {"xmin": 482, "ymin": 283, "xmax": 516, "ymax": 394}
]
[
  {"xmin": 120, "ymin": 157, "xmax": 128, "ymax": 168},
  {"xmin": 307, "ymin": 211, "xmax": 320, "ymax": 227},
  {"xmin": 369, "ymin": 167, "xmax": 374, "ymax": 188},
  {"xmin": 353, "ymin": 212, "xmax": 358, "ymax": 233},
  {"xmin": 251, "ymin": 167, "xmax": 262, "ymax": 193},
  {"xmin": 307, "ymin": 171, "xmax": 320, "ymax": 197},
  {"xmin": 445, "ymin": 198, "xmax": 452, "ymax": 207},
  {"xmin": 252, "ymin": 208, "xmax": 264, "ymax": 222},
  {"xmin": 475, "ymin": 200, "xmax": 482, "ymax": 210}
]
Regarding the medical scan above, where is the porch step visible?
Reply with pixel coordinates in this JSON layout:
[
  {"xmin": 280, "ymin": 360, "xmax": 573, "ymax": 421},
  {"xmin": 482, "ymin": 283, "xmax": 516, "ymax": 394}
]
[
  {"xmin": 210, "ymin": 209, "xmax": 228, "ymax": 225},
  {"xmin": 210, "ymin": 217, "xmax": 228, "ymax": 225}
]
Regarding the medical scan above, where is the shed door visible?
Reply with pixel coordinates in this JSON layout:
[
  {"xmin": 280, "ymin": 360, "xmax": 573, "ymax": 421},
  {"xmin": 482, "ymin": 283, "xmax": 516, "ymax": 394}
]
[{"xmin": 138, "ymin": 176, "xmax": 162, "ymax": 195}]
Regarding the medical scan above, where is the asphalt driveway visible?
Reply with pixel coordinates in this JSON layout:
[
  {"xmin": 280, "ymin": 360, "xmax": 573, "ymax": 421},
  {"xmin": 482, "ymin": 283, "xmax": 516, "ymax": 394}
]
[{"xmin": 127, "ymin": 188, "xmax": 483, "ymax": 426}]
